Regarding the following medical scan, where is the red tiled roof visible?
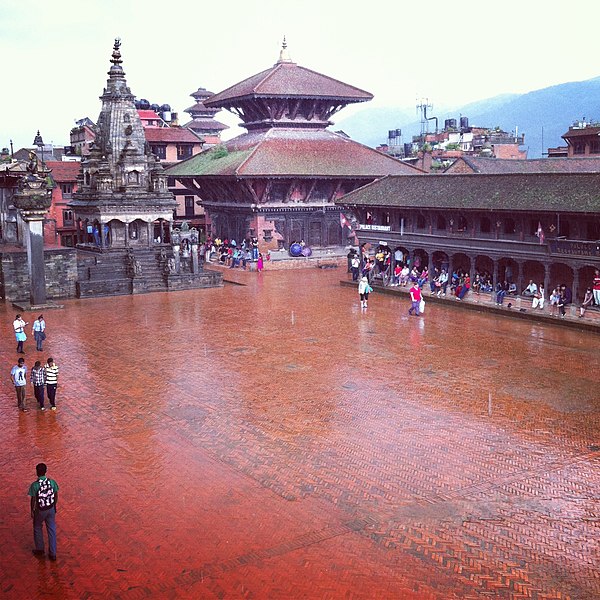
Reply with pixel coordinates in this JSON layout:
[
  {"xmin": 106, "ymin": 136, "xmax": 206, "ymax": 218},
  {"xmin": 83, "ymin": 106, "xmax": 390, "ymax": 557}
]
[
  {"xmin": 562, "ymin": 127, "xmax": 600, "ymax": 138},
  {"xmin": 46, "ymin": 161, "xmax": 81, "ymax": 182},
  {"xmin": 445, "ymin": 156, "xmax": 600, "ymax": 174},
  {"xmin": 166, "ymin": 129, "xmax": 422, "ymax": 178},
  {"xmin": 205, "ymin": 61, "xmax": 373, "ymax": 107},
  {"xmin": 183, "ymin": 117, "xmax": 229, "ymax": 131},
  {"xmin": 144, "ymin": 128, "xmax": 203, "ymax": 143},
  {"xmin": 138, "ymin": 110, "xmax": 162, "ymax": 120}
]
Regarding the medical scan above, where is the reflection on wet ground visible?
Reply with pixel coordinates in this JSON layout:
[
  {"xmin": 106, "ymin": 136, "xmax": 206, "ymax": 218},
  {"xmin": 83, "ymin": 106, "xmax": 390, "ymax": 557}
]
[{"xmin": 1, "ymin": 268, "xmax": 598, "ymax": 599}]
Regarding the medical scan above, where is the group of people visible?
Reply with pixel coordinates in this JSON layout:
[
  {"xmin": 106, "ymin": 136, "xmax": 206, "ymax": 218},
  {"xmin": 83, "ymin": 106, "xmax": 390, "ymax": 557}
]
[
  {"xmin": 204, "ymin": 236, "xmax": 266, "ymax": 272},
  {"xmin": 353, "ymin": 249, "xmax": 600, "ymax": 320},
  {"xmin": 11, "ymin": 313, "xmax": 60, "ymax": 412}
]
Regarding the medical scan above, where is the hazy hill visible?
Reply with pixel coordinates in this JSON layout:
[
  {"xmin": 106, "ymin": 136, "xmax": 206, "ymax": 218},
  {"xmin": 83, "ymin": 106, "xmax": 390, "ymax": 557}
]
[{"xmin": 334, "ymin": 77, "xmax": 600, "ymax": 158}]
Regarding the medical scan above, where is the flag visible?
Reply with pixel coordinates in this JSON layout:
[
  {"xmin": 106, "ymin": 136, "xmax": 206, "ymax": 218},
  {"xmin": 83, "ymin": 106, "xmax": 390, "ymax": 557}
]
[
  {"xmin": 536, "ymin": 222, "xmax": 545, "ymax": 244},
  {"xmin": 340, "ymin": 212, "xmax": 353, "ymax": 232}
]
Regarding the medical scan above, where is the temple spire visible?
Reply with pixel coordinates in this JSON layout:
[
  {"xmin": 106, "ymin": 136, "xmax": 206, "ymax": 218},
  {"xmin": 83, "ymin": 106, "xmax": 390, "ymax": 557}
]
[{"xmin": 277, "ymin": 36, "xmax": 293, "ymax": 64}]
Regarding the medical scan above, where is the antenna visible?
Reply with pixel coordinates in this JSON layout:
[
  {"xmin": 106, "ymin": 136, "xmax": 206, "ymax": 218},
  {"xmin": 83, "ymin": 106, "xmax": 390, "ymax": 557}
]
[{"xmin": 416, "ymin": 98, "xmax": 438, "ymax": 135}]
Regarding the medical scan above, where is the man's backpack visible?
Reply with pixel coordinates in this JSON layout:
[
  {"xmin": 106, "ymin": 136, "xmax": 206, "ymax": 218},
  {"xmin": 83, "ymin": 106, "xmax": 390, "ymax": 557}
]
[{"xmin": 37, "ymin": 479, "xmax": 55, "ymax": 510}]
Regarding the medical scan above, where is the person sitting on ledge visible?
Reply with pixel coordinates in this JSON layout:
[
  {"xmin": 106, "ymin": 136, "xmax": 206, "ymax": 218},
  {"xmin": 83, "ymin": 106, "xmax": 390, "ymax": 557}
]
[
  {"xmin": 522, "ymin": 280, "xmax": 538, "ymax": 297},
  {"xmin": 496, "ymin": 281, "xmax": 508, "ymax": 305},
  {"xmin": 579, "ymin": 287, "xmax": 594, "ymax": 318},
  {"xmin": 532, "ymin": 284, "xmax": 545, "ymax": 309},
  {"xmin": 508, "ymin": 282, "xmax": 517, "ymax": 295}
]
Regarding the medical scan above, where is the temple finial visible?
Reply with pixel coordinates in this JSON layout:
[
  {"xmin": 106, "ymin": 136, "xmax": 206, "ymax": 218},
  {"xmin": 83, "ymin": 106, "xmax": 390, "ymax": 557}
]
[
  {"xmin": 277, "ymin": 36, "xmax": 292, "ymax": 64},
  {"xmin": 111, "ymin": 38, "xmax": 122, "ymax": 66}
]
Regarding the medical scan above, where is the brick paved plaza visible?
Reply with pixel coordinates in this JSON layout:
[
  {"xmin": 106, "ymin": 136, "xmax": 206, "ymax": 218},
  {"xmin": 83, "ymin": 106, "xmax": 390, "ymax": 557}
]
[{"xmin": 1, "ymin": 269, "xmax": 599, "ymax": 599}]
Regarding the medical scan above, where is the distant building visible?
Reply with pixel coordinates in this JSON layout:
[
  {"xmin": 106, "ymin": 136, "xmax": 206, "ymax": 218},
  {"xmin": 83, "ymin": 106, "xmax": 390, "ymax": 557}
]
[
  {"xmin": 45, "ymin": 161, "xmax": 80, "ymax": 247},
  {"xmin": 383, "ymin": 117, "xmax": 526, "ymax": 170},
  {"xmin": 70, "ymin": 118, "xmax": 96, "ymax": 156},
  {"xmin": 182, "ymin": 87, "xmax": 229, "ymax": 147},
  {"xmin": 444, "ymin": 155, "xmax": 600, "ymax": 174},
  {"xmin": 559, "ymin": 118, "xmax": 600, "ymax": 157}
]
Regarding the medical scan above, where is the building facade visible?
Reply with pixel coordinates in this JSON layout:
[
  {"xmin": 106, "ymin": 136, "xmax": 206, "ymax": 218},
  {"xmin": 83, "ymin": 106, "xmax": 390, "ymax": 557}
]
[{"xmin": 338, "ymin": 172, "xmax": 600, "ymax": 302}]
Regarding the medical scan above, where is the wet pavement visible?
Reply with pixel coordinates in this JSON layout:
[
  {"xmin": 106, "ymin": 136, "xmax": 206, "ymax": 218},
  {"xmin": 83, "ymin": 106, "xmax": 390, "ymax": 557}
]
[{"xmin": 1, "ymin": 268, "xmax": 599, "ymax": 599}]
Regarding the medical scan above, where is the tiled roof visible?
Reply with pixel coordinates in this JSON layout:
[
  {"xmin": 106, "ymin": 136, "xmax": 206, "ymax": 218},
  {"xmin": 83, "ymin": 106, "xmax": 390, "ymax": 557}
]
[
  {"xmin": 205, "ymin": 61, "xmax": 373, "ymax": 107},
  {"xmin": 165, "ymin": 129, "xmax": 422, "ymax": 178},
  {"xmin": 144, "ymin": 128, "xmax": 203, "ymax": 143},
  {"xmin": 445, "ymin": 156, "xmax": 600, "ymax": 174},
  {"xmin": 562, "ymin": 127, "xmax": 600, "ymax": 138},
  {"xmin": 46, "ymin": 161, "xmax": 81, "ymax": 182},
  {"xmin": 183, "ymin": 117, "xmax": 229, "ymax": 131},
  {"xmin": 138, "ymin": 110, "xmax": 162, "ymax": 120},
  {"xmin": 338, "ymin": 173, "xmax": 600, "ymax": 213}
]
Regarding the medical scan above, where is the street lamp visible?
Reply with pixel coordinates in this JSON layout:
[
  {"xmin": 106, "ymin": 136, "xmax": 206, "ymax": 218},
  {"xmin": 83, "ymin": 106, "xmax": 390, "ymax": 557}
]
[{"xmin": 33, "ymin": 130, "xmax": 44, "ymax": 166}]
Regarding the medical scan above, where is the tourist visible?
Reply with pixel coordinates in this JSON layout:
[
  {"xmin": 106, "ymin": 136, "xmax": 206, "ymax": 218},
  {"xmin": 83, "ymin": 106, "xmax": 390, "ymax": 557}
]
[
  {"xmin": 579, "ymin": 288, "xmax": 594, "ymax": 317},
  {"xmin": 45, "ymin": 358, "xmax": 59, "ymax": 411},
  {"xmin": 251, "ymin": 237, "xmax": 259, "ymax": 260},
  {"xmin": 522, "ymin": 280, "xmax": 538, "ymax": 297},
  {"xmin": 358, "ymin": 276, "xmax": 372, "ymax": 308},
  {"xmin": 495, "ymin": 281, "xmax": 508, "ymax": 305},
  {"xmin": 31, "ymin": 360, "xmax": 46, "ymax": 410},
  {"xmin": 457, "ymin": 273, "xmax": 471, "ymax": 300},
  {"xmin": 594, "ymin": 269, "xmax": 600, "ymax": 306},
  {"xmin": 351, "ymin": 254, "xmax": 360, "ymax": 281},
  {"xmin": 11, "ymin": 357, "xmax": 28, "ymax": 412},
  {"xmin": 408, "ymin": 281, "xmax": 422, "ymax": 316},
  {"xmin": 28, "ymin": 463, "xmax": 59, "ymax": 561},
  {"xmin": 549, "ymin": 287, "xmax": 560, "ymax": 315},
  {"xmin": 532, "ymin": 284, "xmax": 545, "ymax": 309},
  {"xmin": 436, "ymin": 269, "xmax": 448, "ymax": 296},
  {"xmin": 391, "ymin": 263, "xmax": 401, "ymax": 286},
  {"xmin": 557, "ymin": 289, "xmax": 567, "ymax": 318},
  {"xmin": 13, "ymin": 313, "xmax": 28, "ymax": 354},
  {"xmin": 32, "ymin": 315, "xmax": 46, "ymax": 352},
  {"xmin": 400, "ymin": 264, "xmax": 410, "ymax": 287},
  {"xmin": 257, "ymin": 253, "xmax": 264, "ymax": 272}
]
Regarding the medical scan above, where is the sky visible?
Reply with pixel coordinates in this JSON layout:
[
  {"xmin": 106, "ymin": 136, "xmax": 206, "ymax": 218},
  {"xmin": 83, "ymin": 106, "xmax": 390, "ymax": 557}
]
[{"xmin": 2, "ymin": 0, "xmax": 600, "ymax": 151}]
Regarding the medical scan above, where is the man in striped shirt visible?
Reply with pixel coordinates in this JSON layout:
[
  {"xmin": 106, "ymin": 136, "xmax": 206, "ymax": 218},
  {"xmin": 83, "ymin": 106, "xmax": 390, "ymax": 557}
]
[{"xmin": 45, "ymin": 358, "xmax": 59, "ymax": 411}]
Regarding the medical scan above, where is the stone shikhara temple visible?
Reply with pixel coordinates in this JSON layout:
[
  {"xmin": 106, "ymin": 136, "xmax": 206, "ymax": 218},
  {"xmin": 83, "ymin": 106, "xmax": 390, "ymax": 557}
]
[
  {"xmin": 69, "ymin": 39, "xmax": 176, "ymax": 249},
  {"xmin": 167, "ymin": 41, "xmax": 419, "ymax": 252}
]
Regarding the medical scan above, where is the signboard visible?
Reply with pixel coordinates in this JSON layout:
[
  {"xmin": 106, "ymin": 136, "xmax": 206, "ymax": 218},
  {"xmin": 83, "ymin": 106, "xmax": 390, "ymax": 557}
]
[
  {"xmin": 549, "ymin": 240, "xmax": 600, "ymax": 257},
  {"xmin": 358, "ymin": 224, "xmax": 391, "ymax": 231}
]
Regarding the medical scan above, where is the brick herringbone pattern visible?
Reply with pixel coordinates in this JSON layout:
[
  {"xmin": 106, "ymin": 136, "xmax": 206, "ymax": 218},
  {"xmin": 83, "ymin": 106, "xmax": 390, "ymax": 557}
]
[{"xmin": 1, "ymin": 269, "xmax": 598, "ymax": 598}]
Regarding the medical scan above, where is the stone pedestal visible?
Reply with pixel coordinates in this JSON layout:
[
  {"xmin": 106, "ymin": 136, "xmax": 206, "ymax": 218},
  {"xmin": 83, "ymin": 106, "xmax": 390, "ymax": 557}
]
[{"xmin": 12, "ymin": 174, "xmax": 52, "ymax": 307}]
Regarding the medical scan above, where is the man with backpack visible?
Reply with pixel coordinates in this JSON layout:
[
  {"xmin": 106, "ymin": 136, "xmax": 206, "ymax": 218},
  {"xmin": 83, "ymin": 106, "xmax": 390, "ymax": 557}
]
[{"xmin": 27, "ymin": 463, "xmax": 59, "ymax": 560}]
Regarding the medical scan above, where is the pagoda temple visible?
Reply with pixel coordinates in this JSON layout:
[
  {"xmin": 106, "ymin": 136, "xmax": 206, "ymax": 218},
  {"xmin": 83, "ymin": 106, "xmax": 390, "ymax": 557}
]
[
  {"xmin": 182, "ymin": 87, "xmax": 229, "ymax": 147},
  {"xmin": 167, "ymin": 41, "xmax": 421, "ymax": 251},
  {"xmin": 69, "ymin": 39, "xmax": 177, "ymax": 249}
]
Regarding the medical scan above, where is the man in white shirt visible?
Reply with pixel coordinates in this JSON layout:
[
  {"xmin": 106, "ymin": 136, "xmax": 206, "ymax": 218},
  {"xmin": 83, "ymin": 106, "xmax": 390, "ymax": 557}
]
[
  {"xmin": 11, "ymin": 357, "xmax": 28, "ymax": 412},
  {"xmin": 522, "ymin": 280, "xmax": 538, "ymax": 297}
]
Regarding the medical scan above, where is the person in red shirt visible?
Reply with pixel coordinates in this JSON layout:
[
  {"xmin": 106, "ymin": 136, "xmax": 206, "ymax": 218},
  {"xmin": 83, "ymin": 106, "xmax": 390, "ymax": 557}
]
[
  {"xmin": 593, "ymin": 269, "xmax": 600, "ymax": 307},
  {"xmin": 408, "ymin": 283, "xmax": 422, "ymax": 316}
]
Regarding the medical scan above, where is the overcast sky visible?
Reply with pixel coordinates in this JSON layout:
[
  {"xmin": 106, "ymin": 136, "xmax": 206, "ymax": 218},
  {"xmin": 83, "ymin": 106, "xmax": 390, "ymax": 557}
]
[{"xmin": 2, "ymin": 0, "xmax": 600, "ymax": 151}]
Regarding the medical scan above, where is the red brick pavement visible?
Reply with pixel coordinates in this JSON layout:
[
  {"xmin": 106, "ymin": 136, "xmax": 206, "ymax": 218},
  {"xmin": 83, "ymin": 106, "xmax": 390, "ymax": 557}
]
[{"xmin": 1, "ymin": 268, "xmax": 599, "ymax": 599}]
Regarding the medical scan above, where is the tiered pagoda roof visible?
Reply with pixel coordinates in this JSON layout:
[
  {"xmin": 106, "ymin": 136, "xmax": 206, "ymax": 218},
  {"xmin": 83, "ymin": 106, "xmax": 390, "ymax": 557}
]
[
  {"xmin": 204, "ymin": 41, "xmax": 373, "ymax": 131},
  {"xmin": 183, "ymin": 86, "xmax": 229, "ymax": 136},
  {"xmin": 168, "ymin": 128, "xmax": 420, "ymax": 178}
]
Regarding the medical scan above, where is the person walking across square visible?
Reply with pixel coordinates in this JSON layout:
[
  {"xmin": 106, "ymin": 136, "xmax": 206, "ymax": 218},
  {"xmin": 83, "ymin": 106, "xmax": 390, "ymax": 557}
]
[
  {"xmin": 408, "ymin": 282, "xmax": 422, "ymax": 316},
  {"xmin": 28, "ymin": 463, "xmax": 59, "ymax": 561},
  {"xmin": 32, "ymin": 315, "xmax": 46, "ymax": 352},
  {"xmin": 45, "ymin": 358, "xmax": 59, "ymax": 411},
  {"xmin": 11, "ymin": 357, "xmax": 28, "ymax": 412},
  {"xmin": 31, "ymin": 360, "xmax": 46, "ymax": 411},
  {"xmin": 13, "ymin": 314, "xmax": 28, "ymax": 354}
]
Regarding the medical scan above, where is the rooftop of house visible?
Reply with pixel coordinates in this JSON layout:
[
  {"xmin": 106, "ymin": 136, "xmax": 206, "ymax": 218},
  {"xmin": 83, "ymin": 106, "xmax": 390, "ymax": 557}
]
[
  {"xmin": 144, "ymin": 127, "xmax": 203, "ymax": 144},
  {"xmin": 46, "ymin": 161, "xmax": 81, "ymax": 182},
  {"xmin": 445, "ymin": 156, "xmax": 600, "ymax": 174}
]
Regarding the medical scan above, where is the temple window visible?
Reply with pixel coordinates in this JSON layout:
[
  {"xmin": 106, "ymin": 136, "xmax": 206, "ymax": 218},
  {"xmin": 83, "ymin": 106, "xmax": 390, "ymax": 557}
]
[
  {"xmin": 63, "ymin": 210, "xmax": 74, "ymax": 225},
  {"xmin": 436, "ymin": 215, "xmax": 446, "ymax": 230},
  {"xmin": 480, "ymin": 217, "xmax": 491, "ymax": 233},
  {"xmin": 416, "ymin": 214, "xmax": 426, "ymax": 229}
]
